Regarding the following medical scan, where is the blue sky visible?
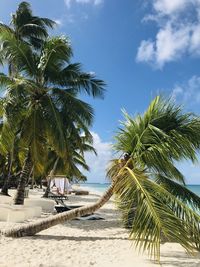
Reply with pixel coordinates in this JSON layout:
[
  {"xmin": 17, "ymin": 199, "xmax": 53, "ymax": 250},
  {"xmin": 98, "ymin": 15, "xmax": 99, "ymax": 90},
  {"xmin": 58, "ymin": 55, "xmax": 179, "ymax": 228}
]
[{"xmin": 1, "ymin": 0, "xmax": 200, "ymax": 184}]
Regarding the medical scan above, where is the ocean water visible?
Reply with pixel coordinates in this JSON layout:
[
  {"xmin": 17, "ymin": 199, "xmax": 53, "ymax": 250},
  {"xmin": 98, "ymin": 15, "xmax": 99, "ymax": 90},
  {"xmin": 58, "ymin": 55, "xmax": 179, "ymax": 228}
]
[
  {"xmin": 187, "ymin": 185, "xmax": 200, "ymax": 196},
  {"xmin": 80, "ymin": 183, "xmax": 200, "ymax": 196},
  {"xmin": 80, "ymin": 183, "xmax": 110, "ymax": 193}
]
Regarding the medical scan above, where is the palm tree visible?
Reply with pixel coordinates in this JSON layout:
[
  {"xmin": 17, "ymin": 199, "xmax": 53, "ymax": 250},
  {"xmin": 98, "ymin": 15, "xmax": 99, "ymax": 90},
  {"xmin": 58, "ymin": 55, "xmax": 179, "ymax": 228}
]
[
  {"xmin": 0, "ymin": 1, "xmax": 55, "ymax": 53},
  {"xmin": 0, "ymin": 30, "xmax": 105, "ymax": 204},
  {"xmin": 0, "ymin": 1, "xmax": 56, "ymax": 195},
  {"xmin": 0, "ymin": 97, "xmax": 23, "ymax": 195},
  {"xmin": 3, "ymin": 96, "xmax": 200, "ymax": 261}
]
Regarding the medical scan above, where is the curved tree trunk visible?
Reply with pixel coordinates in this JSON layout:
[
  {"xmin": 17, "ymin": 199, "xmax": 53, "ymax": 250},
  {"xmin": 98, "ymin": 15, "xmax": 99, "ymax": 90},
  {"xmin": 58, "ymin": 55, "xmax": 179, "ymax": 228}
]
[
  {"xmin": 13, "ymin": 150, "xmax": 32, "ymax": 205},
  {"xmin": 2, "ymin": 179, "xmax": 117, "ymax": 237}
]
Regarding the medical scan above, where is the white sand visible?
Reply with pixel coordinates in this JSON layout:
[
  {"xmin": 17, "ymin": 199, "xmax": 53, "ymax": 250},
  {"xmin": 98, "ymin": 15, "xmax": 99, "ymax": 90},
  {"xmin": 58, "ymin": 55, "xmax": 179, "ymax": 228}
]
[{"xmin": 0, "ymin": 188, "xmax": 200, "ymax": 267}]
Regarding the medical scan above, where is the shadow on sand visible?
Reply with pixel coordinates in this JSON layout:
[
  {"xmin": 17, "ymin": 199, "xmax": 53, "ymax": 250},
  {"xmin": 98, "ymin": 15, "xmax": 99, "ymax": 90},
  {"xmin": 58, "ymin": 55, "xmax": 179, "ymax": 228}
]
[
  {"xmin": 24, "ymin": 234, "xmax": 129, "ymax": 242},
  {"xmin": 159, "ymin": 250, "xmax": 200, "ymax": 267}
]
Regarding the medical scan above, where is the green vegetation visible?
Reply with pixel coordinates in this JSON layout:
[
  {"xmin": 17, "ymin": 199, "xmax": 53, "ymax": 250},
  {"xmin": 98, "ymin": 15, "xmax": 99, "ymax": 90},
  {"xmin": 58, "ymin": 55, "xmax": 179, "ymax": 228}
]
[{"xmin": 0, "ymin": 1, "xmax": 105, "ymax": 204}]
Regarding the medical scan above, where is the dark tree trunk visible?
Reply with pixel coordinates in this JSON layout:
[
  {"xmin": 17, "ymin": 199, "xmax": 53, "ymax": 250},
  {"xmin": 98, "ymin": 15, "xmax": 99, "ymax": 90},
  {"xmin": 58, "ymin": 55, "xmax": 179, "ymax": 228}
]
[
  {"xmin": 1, "ymin": 153, "xmax": 13, "ymax": 196},
  {"xmin": 43, "ymin": 158, "xmax": 59, "ymax": 198},
  {"xmin": 29, "ymin": 167, "xmax": 34, "ymax": 189},
  {"xmin": 40, "ymin": 178, "xmax": 42, "ymax": 189},
  {"xmin": 42, "ymin": 179, "xmax": 51, "ymax": 198},
  {"xmin": 1, "ymin": 175, "xmax": 11, "ymax": 196},
  {"xmin": 13, "ymin": 150, "xmax": 32, "ymax": 205}
]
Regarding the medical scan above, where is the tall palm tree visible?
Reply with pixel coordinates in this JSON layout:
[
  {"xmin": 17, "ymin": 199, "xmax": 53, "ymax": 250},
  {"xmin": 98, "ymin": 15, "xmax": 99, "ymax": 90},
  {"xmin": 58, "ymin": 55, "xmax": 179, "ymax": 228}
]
[
  {"xmin": 0, "ymin": 30, "xmax": 105, "ymax": 204},
  {"xmin": 3, "ymin": 96, "xmax": 200, "ymax": 261},
  {"xmin": 0, "ymin": 1, "xmax": 56, "ymax": 195},
  {"xmin": 0, "ymin": 1, "xmax": 55, "ymax": 52}
]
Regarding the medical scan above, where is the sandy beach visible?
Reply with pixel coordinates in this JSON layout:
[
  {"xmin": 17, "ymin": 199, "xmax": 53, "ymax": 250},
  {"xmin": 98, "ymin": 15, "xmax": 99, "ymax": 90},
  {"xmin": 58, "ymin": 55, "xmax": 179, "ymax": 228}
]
[{"xmin": 0, "ymin": 188, "xmax": 200, "ymax": 267}]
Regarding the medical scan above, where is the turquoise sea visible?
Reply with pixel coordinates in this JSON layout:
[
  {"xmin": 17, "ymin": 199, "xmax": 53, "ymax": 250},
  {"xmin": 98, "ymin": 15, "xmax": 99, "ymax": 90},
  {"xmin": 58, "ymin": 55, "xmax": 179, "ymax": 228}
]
[
  {"xmin": 80, "ymin": 183, "xmax": 110, "ymax": 193},
  {"xmin": 81, "ymin": 183, "xmax": 200, "ymax": 196},
  {"xmin": 187, "ymin": 185, "xmax": 200, "ymax": 196}
]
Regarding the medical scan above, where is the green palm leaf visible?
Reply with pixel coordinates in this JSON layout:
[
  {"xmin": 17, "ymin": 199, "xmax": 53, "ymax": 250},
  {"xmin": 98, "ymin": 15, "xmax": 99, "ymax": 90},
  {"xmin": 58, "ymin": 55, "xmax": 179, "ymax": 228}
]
[{"xmin": 114, "ymin": 166, "xmax": 200, "ymax": 259}]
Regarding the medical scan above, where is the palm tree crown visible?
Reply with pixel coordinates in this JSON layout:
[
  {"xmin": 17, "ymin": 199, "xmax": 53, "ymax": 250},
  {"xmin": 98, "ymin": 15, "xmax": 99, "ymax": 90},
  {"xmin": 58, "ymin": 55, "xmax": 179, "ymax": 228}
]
[
  {"xmin": 1, "ymin": 1, "xmax": 55, "ymax": 48},
  {"xmin": 108, "ymin": 96, "xmax": 200, "ymax": 259}
]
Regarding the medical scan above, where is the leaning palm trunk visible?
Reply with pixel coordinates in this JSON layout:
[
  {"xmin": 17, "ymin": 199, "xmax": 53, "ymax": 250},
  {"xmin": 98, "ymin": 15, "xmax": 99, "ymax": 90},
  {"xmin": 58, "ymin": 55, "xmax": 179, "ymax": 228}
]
[
  {"xmin": 13, "ymin": 150, "xmax": 32, "ymax": 205},
  {"xmin": 2, "ymin": 179, "xmax": 117, "ymax": 237}
]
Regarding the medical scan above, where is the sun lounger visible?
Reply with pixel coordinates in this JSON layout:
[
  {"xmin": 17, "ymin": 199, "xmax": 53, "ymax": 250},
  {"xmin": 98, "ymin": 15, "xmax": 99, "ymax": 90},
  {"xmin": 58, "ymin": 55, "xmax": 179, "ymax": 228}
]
[
  {"xmin": 54, "ymin": 198, "xmax": 104, "ymax": 220},
  {"xmin": 47, "ymin": 191, "xmax": 68, "ymax": 204}
]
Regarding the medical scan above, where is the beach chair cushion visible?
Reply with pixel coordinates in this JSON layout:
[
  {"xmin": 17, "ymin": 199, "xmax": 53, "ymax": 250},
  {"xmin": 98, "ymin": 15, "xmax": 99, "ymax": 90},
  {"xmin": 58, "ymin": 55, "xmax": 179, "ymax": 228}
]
[
  {"xmin": 7, "ymin": 208, "xmax": 25, "ymax": 223},
  {"xmin": 24, "ymin": 198, "xmax": 55, "ymax": 212},
  {"xmin": 0, "ymin": 204, "xmax": 42, "ymax": 222}
]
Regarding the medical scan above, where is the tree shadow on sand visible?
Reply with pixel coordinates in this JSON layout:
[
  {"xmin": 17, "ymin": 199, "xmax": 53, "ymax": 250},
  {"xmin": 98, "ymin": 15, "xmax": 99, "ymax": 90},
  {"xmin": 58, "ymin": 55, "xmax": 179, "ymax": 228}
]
[
  {"xmin": 159, "ymin": 250, "xmax": 200, "ymax": 267},
  {"xmin": 63, "ymin": 219, "xmax": 126, "ymax": 232},
  {"xmin": 23, "ymin": 234, "xmax": 129, "ymax": 242}
]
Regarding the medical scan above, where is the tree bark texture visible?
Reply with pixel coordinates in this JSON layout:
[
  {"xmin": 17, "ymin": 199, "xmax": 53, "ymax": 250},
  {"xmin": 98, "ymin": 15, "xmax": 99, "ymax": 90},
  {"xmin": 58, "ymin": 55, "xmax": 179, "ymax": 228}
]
[{"xmin": 13, "ymin": 150, "xmax": 32, "ymax": 205}]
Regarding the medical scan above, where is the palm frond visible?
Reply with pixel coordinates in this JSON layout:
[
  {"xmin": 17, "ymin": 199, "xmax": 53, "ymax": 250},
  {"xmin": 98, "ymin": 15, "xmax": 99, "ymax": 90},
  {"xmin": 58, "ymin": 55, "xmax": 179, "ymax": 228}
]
[
  {"xmin": 0, "ymin": 29, "xmax": 36, "ymax": 76},
  {"xmin": 114, "ymin": 166, "xmax": 200, "ymax": 259},
  {"xmin": 38, "ymin": 36, "xmax": 72, "ymax": 76},
  {"xmin": 155, "ymin": 174, "xmax": 200, "ymax": 211},
  {"xmin": 40, "ymin": 95, "xmax": 66, "ymax": 157}
]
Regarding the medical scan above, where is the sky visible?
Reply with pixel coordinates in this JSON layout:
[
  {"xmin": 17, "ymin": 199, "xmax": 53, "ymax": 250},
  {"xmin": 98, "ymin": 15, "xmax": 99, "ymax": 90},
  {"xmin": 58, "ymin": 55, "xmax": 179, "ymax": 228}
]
[{"xmin": 1, "ymin": 0, "xmax": 200, "ymax": 184}]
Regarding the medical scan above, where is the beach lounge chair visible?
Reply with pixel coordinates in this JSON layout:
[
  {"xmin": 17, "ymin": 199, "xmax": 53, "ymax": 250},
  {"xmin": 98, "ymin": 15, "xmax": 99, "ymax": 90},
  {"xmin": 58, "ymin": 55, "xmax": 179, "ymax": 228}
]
[
  {"xmin": 53, "ymin": 198, "xmax": 104, "ymax": 220},
  {"xmin": 47, "ymin": 191, "xmax": 68, "ymax": 204}
]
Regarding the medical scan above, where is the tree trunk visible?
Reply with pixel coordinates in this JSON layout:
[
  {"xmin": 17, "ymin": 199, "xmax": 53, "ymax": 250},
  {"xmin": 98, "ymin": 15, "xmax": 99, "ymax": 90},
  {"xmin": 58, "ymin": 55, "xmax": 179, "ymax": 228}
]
[
  {"xmin": 13, "ymin": 150, "xmax": 32, "ymax": 205},
  {"xmin": 29, "ymin": 167, "xmax": 34, "ymax": 189},
  {"xmin": 1, "ymin": 175, "xmax": 11, "ymax": 196},
  {"xmin": 40, "ymin": 178, "xmax": 42, "ymax": 189},
  {"xmin": 1, "ymin": 152, "xmax": 13, "ymax": 196},
  {"xmin": 43, "ymin": 158, "xmax": 59, "ymax": 198},
  {"xmin": 2, "ymin": 179, "xmax": 117, "ymax": 237}
]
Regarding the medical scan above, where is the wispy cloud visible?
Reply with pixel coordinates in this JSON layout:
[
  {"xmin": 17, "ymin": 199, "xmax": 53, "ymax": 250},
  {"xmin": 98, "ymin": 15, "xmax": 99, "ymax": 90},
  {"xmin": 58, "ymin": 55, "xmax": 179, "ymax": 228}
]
[
  {"xmin": 82, "ymin": 132, "xmax": 113, "ymax": 183},
  {"xmin": 64, "ymin": 0, "xmax": 103, "ymax": 9},
  {"xmin": 171, "ymin": 75, "xmax": 200, "ymax": 105},
  {"xmin": 136, "ymin": 0, "xmax": 200, "ymax": 68},
  {"xmin": 54, "ymin": 12, "xmax": 89, "ymax": 26},
  {"xmin": 54, "ymin": 19, "xmax": 63, "ymax": 26}
]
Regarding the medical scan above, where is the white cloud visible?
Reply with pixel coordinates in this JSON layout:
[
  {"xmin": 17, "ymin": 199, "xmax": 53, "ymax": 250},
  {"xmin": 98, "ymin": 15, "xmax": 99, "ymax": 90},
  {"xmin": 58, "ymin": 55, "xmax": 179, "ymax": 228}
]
[
  {"xmin": 156, "ymin": 23, "xmax": 190, "ymax": 66},
  {"xmin": 136, "ymin": 40, "xmax": 155, "ymax": 63},
  {"xmin": 137, "ymin": 0, "xmax": 200, "ymax": 68},
  {"xmin": 64, "ymin": 0, "xmax": 103, "ymax": 8},
  {"xmin": 190, "ymin": 24, "xmax": 200, "ymax": 54},
  {"xmin": 82, "ymin": 132, "xmax": 113, "ymax": 183},
  {"xmin": 88, "ymin": 71, "xmax": 96, "ymax": 75},
  {"xmin": 153, "ymin": 0, "xmax": 188, "ymax": 15},
  {"xmin": 171, "ymin": 75, "xmax": 200, "ymax": 104},
  {"xmin": 54, "ymin": 19, "xmax": 63, "ymax": 26}
]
